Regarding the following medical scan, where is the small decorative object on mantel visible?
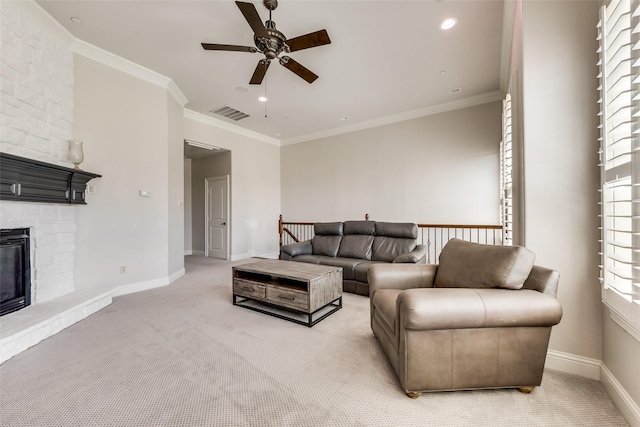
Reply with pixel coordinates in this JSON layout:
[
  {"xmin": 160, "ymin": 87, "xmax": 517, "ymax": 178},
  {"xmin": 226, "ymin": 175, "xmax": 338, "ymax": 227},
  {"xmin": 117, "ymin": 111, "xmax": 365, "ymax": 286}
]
[
  {"xmin": 0, "ymin": 152, "xmax": 101, "ymax": 205},
  {"xmin": 68, "ymin": 140, "xmax": 84, "ymax": 170}
]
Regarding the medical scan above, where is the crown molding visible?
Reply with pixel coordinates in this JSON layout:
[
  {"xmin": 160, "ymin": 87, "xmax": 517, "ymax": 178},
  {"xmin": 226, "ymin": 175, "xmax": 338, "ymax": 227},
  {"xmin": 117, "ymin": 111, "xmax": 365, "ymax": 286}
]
[
  {"xmin": 281, "ymin": 90, "xmax": 505, "ymax": 146},
  {"xmin": 20, "ymin": 0, "xmax": 74, "ymax": 46},
  {"xmin": 184, "ymin": 109, "xmax": 281, "ymax": 146},
  {"xmin": 167, "ymin": 81, "xmax": 188, "ymax": 107},
  {"xmin": 71, "ymin": 39, "xmax": 188, "ymax": 107}
]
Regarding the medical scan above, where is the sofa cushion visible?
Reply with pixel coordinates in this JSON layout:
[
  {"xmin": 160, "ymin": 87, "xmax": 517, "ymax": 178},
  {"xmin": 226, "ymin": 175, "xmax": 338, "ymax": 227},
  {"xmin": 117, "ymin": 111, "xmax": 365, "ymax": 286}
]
[
  {"xmin": 290, "ymin": 255, "xmax": 328, "ymax": 264},
  {"xmin": 338, "ymin": 235, "xmax": 374, "ymax": 260},
  {"xmin": 312, "ymin": 235, "xmax": 342, "ymax": 257},
  {"xmin": 319, "ymin": 257, "xmax": 364, "ymax": 280},
  {"xmin": 314, "ymin": 222, "xmax": 344, "ymax": 235},
  {"xmin": 372, "ymin": 237, "xmax": 417, "ymax": 262},
  {"xmin": 354, "ymin": 260, "xmax": 385, "ymax": 283},
  {"xmin": 434, "ymin": 239, "xmax": 536, "ymax": 290},
  {"xmin": 375, "ymin": 222, "xmax": 418, "ymax": 239},
  {"xmin": 344, "ymin": 220, "xmax": 376, "ymax": 235}
]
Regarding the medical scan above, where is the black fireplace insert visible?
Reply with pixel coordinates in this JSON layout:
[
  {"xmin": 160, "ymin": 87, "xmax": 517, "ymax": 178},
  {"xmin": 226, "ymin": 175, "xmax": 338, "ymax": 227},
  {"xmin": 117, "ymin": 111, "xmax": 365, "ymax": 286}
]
[{"xmin": 0, "ymin": 228, "xmax": 31, "ymax": 316}]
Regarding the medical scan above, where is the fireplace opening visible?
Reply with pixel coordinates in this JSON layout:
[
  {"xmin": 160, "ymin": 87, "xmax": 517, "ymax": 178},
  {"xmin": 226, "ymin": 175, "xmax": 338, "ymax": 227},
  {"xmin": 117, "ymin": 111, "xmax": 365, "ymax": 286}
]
[{"xmin": 0, "ymin": 228, "xmax": 31, "ymax": 316}]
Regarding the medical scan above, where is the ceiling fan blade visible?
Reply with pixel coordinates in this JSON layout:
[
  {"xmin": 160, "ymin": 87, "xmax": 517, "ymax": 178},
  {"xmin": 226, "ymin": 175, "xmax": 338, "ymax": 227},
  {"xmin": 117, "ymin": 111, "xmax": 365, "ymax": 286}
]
[
  {"xmin": 285, "ymin": 29, "xmax": 331, "ymax": 52},
  {"xmin": 250, "ymin": 59, "xmax": 271, "ymax": 85},
  {"xmin": 279, "ymin": 56, "xmax": 318, "ymax": 84},
  {"xmin": 235, "ymin": 1, "xmax": 269, "ymax": 39},
  {"xmin": 201, "ymin": 43, "xmax": 256, "ymax": 53}
]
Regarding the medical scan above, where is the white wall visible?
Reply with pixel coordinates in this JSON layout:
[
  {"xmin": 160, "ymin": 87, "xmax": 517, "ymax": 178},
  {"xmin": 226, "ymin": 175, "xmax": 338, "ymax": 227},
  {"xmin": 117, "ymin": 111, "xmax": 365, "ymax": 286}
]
[
  {"xmin": 73, "ymin": 54, "xmax": 171, "ymax": 290},
  {"xmin": 281, "ymin": 102, "xmax": 502, "ymax": 224},
  {"xmin": 184, "ymin": 115, "xmax": 281, "ymax": 259}
]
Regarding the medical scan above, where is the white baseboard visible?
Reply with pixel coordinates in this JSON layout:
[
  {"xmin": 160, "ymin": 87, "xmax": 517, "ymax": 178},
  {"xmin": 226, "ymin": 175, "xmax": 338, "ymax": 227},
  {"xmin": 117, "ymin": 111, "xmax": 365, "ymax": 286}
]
[
  {"xmin": 184, "ymin": 249, "xmax": 193, "ymax": 256},
  {"xmin": 190, "ymin": 250, "xmax": 205, "ymax": 256},
  {"xmin": 230, "ymin": 253, "xmax": 252, "ymax": 261},
  {"xmin": 601, "ymin": 364, "xmax": 640, "ymax": 427},
  {"xmin": 169, "ymin": 268, "xmax": 185, "ymax": 284},
  {"xmin": 545, "ymin": 349, "xmax": 601, "ymax": 380},
  {"xmin": 230, "ymin": 251, "xmax": 279, "ymax": 261},
  {"xmin": 112, "ymin": 277, "xmax": 169, "ymax": 297}
]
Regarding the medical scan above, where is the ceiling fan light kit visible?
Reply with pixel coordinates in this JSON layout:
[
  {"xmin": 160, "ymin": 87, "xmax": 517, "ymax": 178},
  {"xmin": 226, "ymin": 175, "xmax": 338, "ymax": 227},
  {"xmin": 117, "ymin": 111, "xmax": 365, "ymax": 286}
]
[{"xmin": 201, "ymin": 0, "xmax": 331, "ymax": 85}]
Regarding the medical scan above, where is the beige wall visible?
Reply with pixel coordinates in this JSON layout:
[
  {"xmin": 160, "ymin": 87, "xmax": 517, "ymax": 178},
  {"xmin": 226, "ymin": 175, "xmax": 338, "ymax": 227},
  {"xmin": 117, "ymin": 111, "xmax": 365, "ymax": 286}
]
[
  {"xmin": 73, "ymin": 54, "xmax": 173, "ymax": 289},
  {"xmin": 281, "ymin": 102, "xmax": 502, "ymax": 224},
  {"xmin": 167, "ymin": 93, "xmax": 184, "ymax": 276},
  {"xmin": 190, "ymin": 151, "xmax": 231, "ymax": 254},
  {"xmin": 521, "ymin": 0, "xmax": 602, "ymax": 363},
  {"xmin": 184, "ymin": 117, "xmax": 281, "ymax": 259}
]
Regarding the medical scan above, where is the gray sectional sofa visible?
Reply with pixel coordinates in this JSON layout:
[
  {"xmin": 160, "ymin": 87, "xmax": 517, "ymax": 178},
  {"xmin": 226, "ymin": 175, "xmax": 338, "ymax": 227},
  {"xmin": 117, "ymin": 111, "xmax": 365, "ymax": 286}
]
[{"xmin": 279, "ymin": 221, "xmax": 427, "ymax": 296}]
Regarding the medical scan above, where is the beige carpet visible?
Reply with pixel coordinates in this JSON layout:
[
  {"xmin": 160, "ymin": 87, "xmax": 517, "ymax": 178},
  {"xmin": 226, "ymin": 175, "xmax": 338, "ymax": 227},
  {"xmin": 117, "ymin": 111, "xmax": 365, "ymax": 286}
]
[{"xmin": 0, "ymin": 256, "xmax": 629, "ymax": 426}]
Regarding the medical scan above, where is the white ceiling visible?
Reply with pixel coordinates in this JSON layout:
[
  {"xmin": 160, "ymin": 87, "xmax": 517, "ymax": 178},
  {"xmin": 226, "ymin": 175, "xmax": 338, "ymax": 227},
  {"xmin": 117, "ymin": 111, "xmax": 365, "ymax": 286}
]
[{"xmin": 37, "ymin": 0, "xmax": 507, "ymax": 145}]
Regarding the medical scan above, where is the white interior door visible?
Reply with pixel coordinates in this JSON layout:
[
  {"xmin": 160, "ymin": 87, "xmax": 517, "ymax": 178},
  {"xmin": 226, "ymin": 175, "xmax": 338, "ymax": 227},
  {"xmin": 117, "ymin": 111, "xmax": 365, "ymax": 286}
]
[{"xmin": 205, "ymin": 176, "xmax": 229, "ymax": 259}]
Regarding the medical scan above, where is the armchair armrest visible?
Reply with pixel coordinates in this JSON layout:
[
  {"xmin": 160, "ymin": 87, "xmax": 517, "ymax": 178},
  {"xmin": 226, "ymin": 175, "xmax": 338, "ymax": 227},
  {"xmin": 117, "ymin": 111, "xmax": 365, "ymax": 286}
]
[
  {"xmin": 280, "ymin": 240, "xmax": 312, "ymax": 260},
  {"xmin": 393, "ymin": 244, "xmax": 427, "ymax": 264},
  {"xmin": 397, "ymin": 288, "xmax": 563, "ymax": 331},
  {"xmin": 368, "ymin": 263, "xmax": 438, "ymax": 295}
]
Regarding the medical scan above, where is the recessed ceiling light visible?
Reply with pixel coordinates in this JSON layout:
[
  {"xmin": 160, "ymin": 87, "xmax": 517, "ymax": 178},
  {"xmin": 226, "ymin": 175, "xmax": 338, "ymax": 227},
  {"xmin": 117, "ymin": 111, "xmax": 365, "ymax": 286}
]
[
  {"xmin": 439, "ymin": 70, "xmax": 447, "ymax": 75},
  {"xmin": 440, "ymin": 18, "xmax": 457, "ymax": 30},
  {"xmin": 70, "ymin": 17, "xmax": 82, "ymax": 24},
  {"xmin": 449, "ymin": 88, "xmax": 461, "ymax": 94},
  {"xmin": 340, "ymin": 116, "xmax": 349, "ymax": 121},
  {"xmin": 236, "ymin": 86, "xmax": 248, "ymax": 93},
  {"xmin": 276, "ymin": 133, "xmax": 281, "ymax": 136},
  {"xmin": 258, "ymin": 96, "xmax": 267, "ymax": 102}
]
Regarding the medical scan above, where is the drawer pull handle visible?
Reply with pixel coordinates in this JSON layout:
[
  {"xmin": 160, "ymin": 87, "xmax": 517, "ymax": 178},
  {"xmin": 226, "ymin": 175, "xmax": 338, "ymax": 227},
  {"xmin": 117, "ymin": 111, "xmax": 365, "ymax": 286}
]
[
  {"xmin": 241, "ymin": 287, "xmax": 254, "ymax": 292},
  {"xmin": 278, "ymin": 295, "xmax": 295, "ymax": 301}
]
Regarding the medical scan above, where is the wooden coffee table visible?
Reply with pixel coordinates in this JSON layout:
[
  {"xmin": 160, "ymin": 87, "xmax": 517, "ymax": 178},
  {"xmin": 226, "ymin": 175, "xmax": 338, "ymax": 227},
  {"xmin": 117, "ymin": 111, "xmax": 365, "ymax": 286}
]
[{"xmin": 232, "ymin": 259, "xmax": 343, "ymax": 327}]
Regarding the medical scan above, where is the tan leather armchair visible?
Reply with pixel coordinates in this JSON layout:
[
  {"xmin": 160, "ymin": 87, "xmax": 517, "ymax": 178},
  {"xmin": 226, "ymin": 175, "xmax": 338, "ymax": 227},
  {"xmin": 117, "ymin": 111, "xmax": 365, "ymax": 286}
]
[{"xmin": 368, "ymin": 239, "xmax": 563, "ymax": 398}]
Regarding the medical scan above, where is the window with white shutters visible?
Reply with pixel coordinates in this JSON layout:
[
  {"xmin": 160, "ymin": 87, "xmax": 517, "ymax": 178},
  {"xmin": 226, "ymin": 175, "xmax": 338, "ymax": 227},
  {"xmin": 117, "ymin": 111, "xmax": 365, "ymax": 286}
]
[
  {"xmin": 501, "ymin": 93, "xmax": 513, "ymax": 246},
  {"xmin": 598, "ymin": 0, "xmax": 640, "ymax": 338}
]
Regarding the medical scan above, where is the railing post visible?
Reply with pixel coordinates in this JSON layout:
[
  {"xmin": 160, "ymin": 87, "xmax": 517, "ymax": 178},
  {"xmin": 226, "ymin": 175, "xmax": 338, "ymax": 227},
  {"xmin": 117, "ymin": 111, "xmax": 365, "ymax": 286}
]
[
  {"xmin": 365, "ymin": 213, "xmax": 369, "ymax": 221},
  {"xmin": 278, "ymin": 214, "xmax": 284, "ymax": 248}
]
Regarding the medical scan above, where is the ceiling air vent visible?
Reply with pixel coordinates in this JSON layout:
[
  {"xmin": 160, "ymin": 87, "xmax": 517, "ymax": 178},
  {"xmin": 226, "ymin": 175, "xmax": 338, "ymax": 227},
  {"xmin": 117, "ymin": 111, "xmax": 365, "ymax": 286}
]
[{"xmin": 210, "ymin": 105, "xmax": 250, "ymax": 121}]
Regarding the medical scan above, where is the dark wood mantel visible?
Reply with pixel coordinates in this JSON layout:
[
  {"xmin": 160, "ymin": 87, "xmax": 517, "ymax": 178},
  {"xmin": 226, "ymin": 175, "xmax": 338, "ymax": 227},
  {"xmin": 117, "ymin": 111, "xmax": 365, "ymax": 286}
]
[{"xmin": 0, "ymin": 152, "xmax": 101, "ymax": 205}]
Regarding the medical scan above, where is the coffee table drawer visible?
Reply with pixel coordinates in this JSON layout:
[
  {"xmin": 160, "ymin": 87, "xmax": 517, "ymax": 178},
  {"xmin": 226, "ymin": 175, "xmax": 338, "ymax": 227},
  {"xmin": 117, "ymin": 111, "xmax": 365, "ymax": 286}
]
[
  {"xmin": 266, "ymin": 287, "xmax": 309, "ymax": 311},
  {"xmin": 234, "ymin": 279, "xmax": 266, "ymax": 299}
]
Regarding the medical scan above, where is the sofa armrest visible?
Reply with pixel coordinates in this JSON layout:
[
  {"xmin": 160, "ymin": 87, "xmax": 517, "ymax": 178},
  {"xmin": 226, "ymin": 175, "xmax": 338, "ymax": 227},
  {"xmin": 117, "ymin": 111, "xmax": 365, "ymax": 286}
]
[
  {"xmin": 368, "ymin": 264, "xmax": 437, "ymax": 296},
  {"xmin": 280, "ymin": 240, "xmax": 312, "ymax": 260},
  {"xmin": 397, "ymin": 288, "xmax": 563, "ymax": 331},
  {"xmin": 392, "ymin": 244, "xmax": 427, "ymax": 264}
]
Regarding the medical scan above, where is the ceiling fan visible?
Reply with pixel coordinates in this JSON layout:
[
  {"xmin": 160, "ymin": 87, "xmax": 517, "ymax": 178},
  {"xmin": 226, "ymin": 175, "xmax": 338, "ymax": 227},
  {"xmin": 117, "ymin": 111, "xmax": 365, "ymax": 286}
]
[{"xmin": 201, "ymin": 0, "xmax": 331, "ymax": 85}]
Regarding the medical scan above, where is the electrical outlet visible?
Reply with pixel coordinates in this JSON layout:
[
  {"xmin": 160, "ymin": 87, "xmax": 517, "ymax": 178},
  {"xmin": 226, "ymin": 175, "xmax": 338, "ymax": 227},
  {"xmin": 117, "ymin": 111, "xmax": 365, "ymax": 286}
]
[{"xmin": 120, "ymin": 265, "xmax": 127, "ymax": 274}]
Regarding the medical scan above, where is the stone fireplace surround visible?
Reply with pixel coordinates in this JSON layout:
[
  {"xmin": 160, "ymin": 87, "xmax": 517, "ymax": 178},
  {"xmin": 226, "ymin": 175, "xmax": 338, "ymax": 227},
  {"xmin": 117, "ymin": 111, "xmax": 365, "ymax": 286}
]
[
  {"xmin": 0, "ymin": 1, "xmax": 112, "ymax": 364},
  {"xmin": 0, "ymin": 201, "xmax": 112, "ymax": 364}
]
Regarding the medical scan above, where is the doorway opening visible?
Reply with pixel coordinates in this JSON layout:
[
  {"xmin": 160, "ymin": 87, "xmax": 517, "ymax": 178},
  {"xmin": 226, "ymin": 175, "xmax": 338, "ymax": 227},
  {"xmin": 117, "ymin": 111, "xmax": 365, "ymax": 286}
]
[{"xmin": 183, "ymin": 144, "xmax": 231, "ymax": 259}]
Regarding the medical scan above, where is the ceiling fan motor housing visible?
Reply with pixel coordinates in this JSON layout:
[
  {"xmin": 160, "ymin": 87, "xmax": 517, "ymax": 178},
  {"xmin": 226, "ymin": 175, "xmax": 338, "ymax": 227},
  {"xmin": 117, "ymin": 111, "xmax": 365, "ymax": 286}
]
[
  {"xmin": 264, "ymin": 0, "xmax": 278, "ymax": 11},
  {"xmin": 255, "ymin": 20, "xmax": 287, "ymax": 59}
]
